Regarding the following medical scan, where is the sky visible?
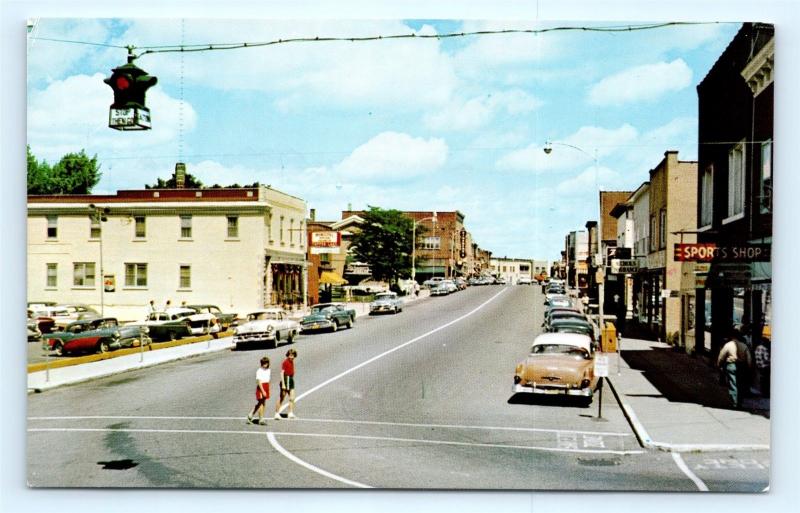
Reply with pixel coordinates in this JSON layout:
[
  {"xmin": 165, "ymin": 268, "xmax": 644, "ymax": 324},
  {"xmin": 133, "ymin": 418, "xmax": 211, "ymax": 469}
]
[{"xmin": 26, "ymin": 17, "xmax": 741, "ymax": 263}]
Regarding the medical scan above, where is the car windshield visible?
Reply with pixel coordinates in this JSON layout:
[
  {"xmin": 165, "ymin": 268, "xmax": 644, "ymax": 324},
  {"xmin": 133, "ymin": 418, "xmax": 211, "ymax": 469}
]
[
  {"xmin": 531, "ymin": 344, "xmax": 590, "ymax": 359},
  {"xmin": 375, "ymin": 294, "xmax": 394, "ymax": 300},
  {"xmin": 251, "ymin": 312, "xmax": 280, "ymax": 321},
  {"xmin": 311, "ymin": 306, "xmax": 335, "ymax": 314}
]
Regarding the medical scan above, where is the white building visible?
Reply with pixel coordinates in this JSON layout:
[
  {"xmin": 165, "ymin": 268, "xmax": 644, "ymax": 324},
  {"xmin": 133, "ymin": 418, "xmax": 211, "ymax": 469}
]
[
  {"xmin": 27, "ymin": 186, "xmax": 307, "ymax": 321},
  {"xmin": 490, "ymin": 257, "xmax": 534, "ymax": 284}
]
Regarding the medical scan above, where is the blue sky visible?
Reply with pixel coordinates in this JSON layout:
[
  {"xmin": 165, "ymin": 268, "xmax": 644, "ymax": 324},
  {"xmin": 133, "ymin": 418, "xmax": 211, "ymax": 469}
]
[{"xmin": 27, "ymin": 18, "xmax": 740, "ymax": 262}]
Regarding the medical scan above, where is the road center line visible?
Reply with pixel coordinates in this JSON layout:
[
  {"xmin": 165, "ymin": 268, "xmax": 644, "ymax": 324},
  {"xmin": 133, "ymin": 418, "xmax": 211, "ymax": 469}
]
[
  {"xmin": 27, "ymin": 415, "xmax": 632, "ymax": 437},
  {"xmin": 27, "ymin": 426, "xmax": 645, "ymax": 456},
  {"xmin": 294, "ymin": 287, "xmax": 508, "ymax": 405},
  {"xmin": 671, "ymin": 452, "xmax": 709, "ymax": 492}
]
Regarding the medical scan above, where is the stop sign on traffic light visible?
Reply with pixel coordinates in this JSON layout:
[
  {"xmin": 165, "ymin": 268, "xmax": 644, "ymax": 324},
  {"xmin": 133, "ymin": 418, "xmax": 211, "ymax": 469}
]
[{"xmin": 104, "ymin": 57, "xmax": 158, "ymax": 130}]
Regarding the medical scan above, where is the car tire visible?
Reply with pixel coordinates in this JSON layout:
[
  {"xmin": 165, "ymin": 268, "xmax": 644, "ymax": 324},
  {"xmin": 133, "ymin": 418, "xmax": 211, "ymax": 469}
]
[
  {"xmin": 345, "ymin": 318, "xmax": 353, "ymax": 329},
  {"xmin": 98, "ymin": 341, "xmax": 110, "ymax": 353},
  {"xmin": 331, "ymin": 322, "xmax": 338, "ymax": 332},
  {"xmin": 287, "ymin": 331, "xmax": 295, "ymax": 344},
  {"xmin": 53, "ymin": 342, "xmax": 64, "ymax": 357}
]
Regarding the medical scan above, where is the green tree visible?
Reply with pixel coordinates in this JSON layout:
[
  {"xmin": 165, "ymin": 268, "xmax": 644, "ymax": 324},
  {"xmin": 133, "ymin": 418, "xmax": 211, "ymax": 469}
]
[
  {"xmin": 27, "ymin": 146, "xmax": 101, "ymax": 194},
  {"xmin": 348, "ymin": 206, "xmax": 418, "ymax": 285}
]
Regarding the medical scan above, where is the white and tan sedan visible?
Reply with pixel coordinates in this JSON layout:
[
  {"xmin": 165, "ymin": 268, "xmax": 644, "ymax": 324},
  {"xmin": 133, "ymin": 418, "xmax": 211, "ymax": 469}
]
[
  {"xmin": 512, "ymin": 332, "xmax": 598, "ymax": 404},
  {"xmin": 233, "ymin": 308, "xmax": 300, "ymax": 350}
]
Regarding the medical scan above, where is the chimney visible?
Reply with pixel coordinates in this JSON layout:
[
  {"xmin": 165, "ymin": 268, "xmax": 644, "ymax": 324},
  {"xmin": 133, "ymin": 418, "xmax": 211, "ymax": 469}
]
[
  {"xmin": 175, "ymin": 162, "xmax": 186, "ymax": 189},
  {"xmin": 310, "ymin": 208, "xmax": 316, "ymax": 221}
]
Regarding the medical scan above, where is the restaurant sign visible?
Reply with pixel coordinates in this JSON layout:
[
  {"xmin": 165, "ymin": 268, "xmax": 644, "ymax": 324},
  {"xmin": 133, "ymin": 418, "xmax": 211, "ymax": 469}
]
[
  {"xmin": 673, "ymin": 243, "xmax": 770, "ymax": 262},
  {"xmin": 310, "ymin": 231, "xmax": 341, "ymax": 254}
]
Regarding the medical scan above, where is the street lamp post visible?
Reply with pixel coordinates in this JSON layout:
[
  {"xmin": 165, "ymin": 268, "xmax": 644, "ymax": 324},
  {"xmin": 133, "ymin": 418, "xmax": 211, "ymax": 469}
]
[
  {"xmin": 89, "ymin": 204, "xmax": 110, "ymax": 316},
  {"xmin": 543, "ymin": 141, "xmax": 605, "ymax": 333},
  {"xmin": 411, "ymin": 212, "xmax": 437, "ymax": 283}
]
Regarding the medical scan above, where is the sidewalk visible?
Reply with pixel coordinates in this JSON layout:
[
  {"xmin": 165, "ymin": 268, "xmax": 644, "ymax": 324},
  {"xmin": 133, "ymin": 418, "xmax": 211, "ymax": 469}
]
[
  {"xmin": 606, "ymin": 336, "xmax": 770, "ymax": 452},
  {"xmin": 29, "ymin": 290, "xmax": 431, "ymax": 393}
]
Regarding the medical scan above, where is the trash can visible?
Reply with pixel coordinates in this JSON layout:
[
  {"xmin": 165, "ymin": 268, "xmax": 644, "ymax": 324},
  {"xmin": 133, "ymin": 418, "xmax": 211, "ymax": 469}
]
[{"xmin": 601, "ymin": 322, "xmax": 617, "ymax": 353}]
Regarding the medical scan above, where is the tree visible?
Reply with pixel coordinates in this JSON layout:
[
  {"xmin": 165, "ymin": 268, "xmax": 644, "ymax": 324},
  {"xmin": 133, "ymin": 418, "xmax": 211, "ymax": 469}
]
[
  {"xmin": 27, "ymin": 146, "xmax": 101, "ymax": 194},
  {"xmin": 348, "ymin": 206, "xmax": 418, "ymax": 285}
]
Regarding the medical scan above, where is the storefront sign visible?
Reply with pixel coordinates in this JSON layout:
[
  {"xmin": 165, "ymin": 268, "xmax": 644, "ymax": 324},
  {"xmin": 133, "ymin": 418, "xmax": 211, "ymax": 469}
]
[
  {"xmin": 310, "ymin": 231, "xmax": 341, "ymax": 254},
  {"xmin": 610, "ymin": 259, "xmax": 639, "ymax": 274},
  {"xmin": 103, "ymin": 274, "xmax": 115, "ymax": 293},
  {"xmin": 673, "ymin": 243, "xmax": 771, "ymax": 262},
  {"xmin": 459, "ymin": 229, "xmax": 467, "ymax": 258}
]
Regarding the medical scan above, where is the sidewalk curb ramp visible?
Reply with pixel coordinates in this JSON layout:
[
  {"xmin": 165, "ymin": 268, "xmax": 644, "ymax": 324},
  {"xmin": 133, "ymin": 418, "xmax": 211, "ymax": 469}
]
[{"xmin": 606, "ymin": 376, "xmax": 770, "ymax": 453}]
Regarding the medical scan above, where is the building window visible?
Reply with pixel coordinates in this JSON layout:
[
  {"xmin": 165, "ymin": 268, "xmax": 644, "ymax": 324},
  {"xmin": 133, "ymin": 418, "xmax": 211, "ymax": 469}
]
[
  {"xmin": 47, "ymin": 215, "xmax": 58, "ymax": 239},
  {"xmin": 423, "ymin": 236, "xmax": 441, "ymax": 250},
  {"xmin": 135, "ymin": 216, "xmax": 146, "ymax": 238},
  {"xmin": 760, "ymin": 140, "xmax": 772, "ymax": 214},
  {"xmin": 180, "ymin": 215, "xmax": 192, "ymax": 238},
  {"xmin": 659, "ymin": 209, "xmax": 667, "ymax": 250},
  {"xmin": 700, "ymin": 164, "xmax": 714, "ymax": 227},
  {"xmin": 179, "ymin": 265, "xmax": 191, "ymax": 289},
  {"xmin": 227, "ymin": 216, "xmax": 239, "ymax": 238},
  {"xmin": 290, "ymin": 218, "xmax": 295, "ymax": 245},
  {"xmin": 73, "ymin": 262, "xmax": 96, "ymax": 287},
  {"xmin": 125, "ymin": 263, "xmax": 148, "ymax": 287},
  {"xmin": 649, "ymin": 214, "xmax": 657, "ymax": 252},
  {"xmin": 268, "ymin": 214, "xmax": 273, "ymax": 242},
  {"xmin": 46, "ymin": 263, "xmax": 57, "ymax": 288},
  {"xmin": 90, "ymin": 216, "xmax": 101, "ymax": 239},
  {"xmin": 280, "ymin": 216, "xmax": 285, "ymax": 243},
  {"xmin": 727, "ymin": 141, "xmax": 746, "ymax": 219}
]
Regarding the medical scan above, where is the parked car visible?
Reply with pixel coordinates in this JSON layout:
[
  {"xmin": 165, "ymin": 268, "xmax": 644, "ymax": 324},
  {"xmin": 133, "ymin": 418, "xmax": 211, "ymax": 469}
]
[
  {"xmin": 30, "ymin": 306, "xmax": 71, "ymax": 333},
  {"xmin": 301, "ymin": 303, "xmax": 356, "ymax": 332},
  {"xmin": 42, "ymin": 317, "xmax": 151, "ymax": 356},
  {"xmin": 422, "ymin": 277, "xmax": 446, "ymax": 288},
  {"xmin": 495, "ymin": 276, "xmax": 507, "ymax": 285},
  {"xmin": 186, "ymin": 304, "xmax": 238, "ymax": 330},
  {"xmin": 27, "ymin": 312, "xmax": 42, "ymax": 342},
  {"xmin": 133, "ymin": 311, "xmax": 193, "ymax": 341},
  {"xmin": 430, "ymin": 283, "xmax": 451, "ymax": 296},
  {"xmin": 543, "ymin": 311, "xmax": 588, "ymax": 330},
  {"xmin": 58, "ymin": 304, "xmax": 101, "ymax": 328},
  {"xmin": 513, "ymin": 332, "xmax": 598, "ymax": 404},
  {"xmin": 233, "ymin": 308, "xmax": 300, "ymax": 350},
  {"xmin": 369, "ymin": 292, "xmax": 404, "ymax": 314},
  {"xmin": 547, "ymin": 318, "xmax": 598, "ymax": 349},
  {"xmin": 517, "ymin": 276, "xmax": 533, "ymax": 285},
  {"xmin": 454, "ymin": 277, "xmax": 468, "ymax": 290},
  {"xmin": 164, "ymin": 307, "xmax": 221, "ymax": 337}
]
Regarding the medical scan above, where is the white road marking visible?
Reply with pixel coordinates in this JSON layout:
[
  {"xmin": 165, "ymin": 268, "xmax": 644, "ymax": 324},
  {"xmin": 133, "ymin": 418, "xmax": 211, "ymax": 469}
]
[
  {"xmin": 27, "ymin": 426, "xmax": 645, "ymax": 456},
  {"xmin": 672, "ymin": 452, "xmax": 709, "ymax": 492},
  {"xmin": 27, "ymin": 415, "xmax": 633, "ymax": 437},
  {"xmin": 266, "ymin": 432, "xmax": 371, "ymax": 489},
  {"xmin": 293, "ymin": 288, "xmax": 509, "ymax": 404}
]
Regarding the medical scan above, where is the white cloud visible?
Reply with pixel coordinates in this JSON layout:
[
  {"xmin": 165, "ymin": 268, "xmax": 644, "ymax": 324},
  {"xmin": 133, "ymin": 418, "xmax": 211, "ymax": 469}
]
[
  {"xmin": 556, "ymin": 166, "xmax": 621, "ymax": 195},
  {"xmin": 27, "ymin": 73, "xmax": 197, "ymax": 164},
  {"xmin": 424, "ymin": 89, "xmax": 542, "ymax": 131},
  {"xmin": 587, "ymin": 59, "xmax": 692, "ymax": 106},
  {"xmin": 333, "ymin": 132, "xmax": 448, "ymax": 182},
  {"xmin": 496, "ymin": 123, "xmax": 638, "ymax": 172}
]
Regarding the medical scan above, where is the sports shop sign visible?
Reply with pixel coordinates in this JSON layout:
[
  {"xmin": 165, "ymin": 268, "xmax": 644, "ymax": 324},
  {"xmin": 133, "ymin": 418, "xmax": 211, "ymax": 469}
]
[{"xmin": 673, "ymin": 243, "xmax": 771, "ymax": 262}]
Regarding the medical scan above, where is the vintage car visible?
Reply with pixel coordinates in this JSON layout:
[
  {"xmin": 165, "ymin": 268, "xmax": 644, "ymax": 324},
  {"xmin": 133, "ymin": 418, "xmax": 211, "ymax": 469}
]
[
  {"xmin": 57, "ymin": 304, "xmax": 101, "ymax": 329},
  {"xmin": 233, "ymin": 308, "xmax": 300, "ymax": 350},
  {"xmin": 422, "ymin": 277, "xmax": 446, "ymax": 288},
  {"xmin": 163, "ymin": 307, "xmax": 220, "ymax": 337},
  {"xmin": 186, "ymin": 304, "xmax": 238, "ymax": 330},
  {"xmin": 513, "ymin": 332, "xmax": 598, "ymax": 404},
  {"xmin": 29, "ymin": 306, "xmax": 71, "ymax": 334},
  {"xmin": 517, "ymin": 276, "xmax": 533, "ymax": 285},
  {"xmin": 42, "ymin": 317, "xmax": 151, "ymax": 356},
  {"xmin": 301, "ymin": 303, "xmax": 356, "ymax": 332},
  {"xmin": 369, "ymin": 291, "xmax": 404, "ymax": 314},
  {"xmin": 544, "ymin": 294, "xmax": 572, "ymax": 308},
  {"xmin": 430, "ymin": 283, "xmax": 450, "ymax": 296},
  {"xmin": 543, "ymin": 311, "xmax": 588, "ymax": 330},
  {"xmin": 547, "ymin": 318, "xmax": 598, "ymax": 349},
  {"xmin": 27, "ymin": 313, "xmax": 42, "ymax": 342},
  {"xmin": 132, "ymin": 311, "xmax": 194, "ymax": 341}
]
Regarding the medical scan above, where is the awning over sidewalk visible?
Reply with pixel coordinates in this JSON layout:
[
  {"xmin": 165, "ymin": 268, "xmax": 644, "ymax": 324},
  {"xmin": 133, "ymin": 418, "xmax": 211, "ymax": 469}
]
[{"xmin": 319, "ymin": 271, "xmax": 348, "ymax": 285}]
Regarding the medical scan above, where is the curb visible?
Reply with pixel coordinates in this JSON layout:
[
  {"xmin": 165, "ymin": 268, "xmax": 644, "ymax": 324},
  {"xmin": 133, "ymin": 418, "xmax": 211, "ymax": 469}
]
[
  {"xmin": 606, "ymin": 376, "xmax": 770, "ymax": 453},
  {"xmin": 28, "ymin": 339, "xmax": 235, "ymax": 393}
]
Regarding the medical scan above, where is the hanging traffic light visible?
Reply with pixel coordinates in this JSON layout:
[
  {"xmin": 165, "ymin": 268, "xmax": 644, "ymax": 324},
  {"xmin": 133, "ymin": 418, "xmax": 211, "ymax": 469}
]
[{"xmin": 104, "ymin": 53, "xmax": 158, "ymax": 131}]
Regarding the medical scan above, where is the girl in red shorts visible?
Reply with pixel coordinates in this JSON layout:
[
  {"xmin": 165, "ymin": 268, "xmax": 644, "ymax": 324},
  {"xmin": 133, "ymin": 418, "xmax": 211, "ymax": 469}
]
[{"xmin": 247, "ymin": 356, "xmax": 270, "ymax": 425}]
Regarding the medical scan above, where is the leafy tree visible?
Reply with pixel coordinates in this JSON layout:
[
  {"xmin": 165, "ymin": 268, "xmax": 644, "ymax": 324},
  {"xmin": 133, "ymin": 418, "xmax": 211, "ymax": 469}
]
[
  {"xmin": 348, "ymin": 206, "xmax": 420, "ymax": 285},
  {"xmin": 27, "ymin": 146, "xmax": 101, "ymax": 194}
]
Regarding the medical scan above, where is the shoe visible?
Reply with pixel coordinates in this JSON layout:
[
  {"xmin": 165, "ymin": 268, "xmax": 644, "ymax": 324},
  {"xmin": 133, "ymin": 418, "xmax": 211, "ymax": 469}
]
[
  {"xmin": 288, "ymin": 412, "xmax": 296, "ymax": 419},
  {"xmin": 274, "ymin": 413, "xmax": 282, "ymax": 420},
  {"xmin": 258, "ymin": 418, "xmax": 267, "ymax": 425},
  {"xmin": 246, "ymin": 415, "xmax": 254, "ymax": 424}
]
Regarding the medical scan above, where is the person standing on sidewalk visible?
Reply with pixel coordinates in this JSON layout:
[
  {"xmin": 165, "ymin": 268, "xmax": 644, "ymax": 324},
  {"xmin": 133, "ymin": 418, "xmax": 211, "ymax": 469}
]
[
  {"xmin": 275, "ymin": 349, "xmax": 297, "ymax": 420},
  {"xmin": 247, "ymin": 356, "xmax": 271, "ymax": 425},
  {"xmin": 147, "ymin": 299, "xmax": 157, "ymax": 314},
  {"xmin": 717, "ymin": 334, "xmax": 753, "ymax": 409},
  {"xmin": 754, "ymin": 336, "xmax": 770, "ymax": 398}
]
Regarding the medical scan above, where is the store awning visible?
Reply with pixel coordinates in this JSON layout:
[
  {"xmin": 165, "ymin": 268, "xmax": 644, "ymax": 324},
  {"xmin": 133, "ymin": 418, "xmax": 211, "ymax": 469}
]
[{"xmin": 319, "ymin": 271, "xmax": 348, "ymax": 285}]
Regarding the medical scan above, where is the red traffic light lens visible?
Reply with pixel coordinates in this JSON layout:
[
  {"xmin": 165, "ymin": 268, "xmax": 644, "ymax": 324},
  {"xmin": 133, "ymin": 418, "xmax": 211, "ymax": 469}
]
[{"xmin": 115, "ymin": 76, "xmax": 130, "ymax": 90}]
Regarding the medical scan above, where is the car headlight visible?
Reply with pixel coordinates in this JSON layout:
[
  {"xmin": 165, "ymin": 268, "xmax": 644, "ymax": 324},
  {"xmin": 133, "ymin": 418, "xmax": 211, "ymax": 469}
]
[
  {"xmin": 513, "ymin": 375, "xmax": 522, "ymax": 385},
  {"xmin": 580, "ymin": 378, "xmax": 591, "ymax": 388},
  {"xmin": 266, "ymin": 325, "xmax": 274, "ymax": 332}
]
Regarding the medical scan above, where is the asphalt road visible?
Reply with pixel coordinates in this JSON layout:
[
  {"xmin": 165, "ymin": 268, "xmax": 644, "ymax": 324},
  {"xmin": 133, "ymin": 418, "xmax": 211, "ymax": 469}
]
[{"xmin": 27, "ymin": 285, "xmax": 769, "ymax": 490}]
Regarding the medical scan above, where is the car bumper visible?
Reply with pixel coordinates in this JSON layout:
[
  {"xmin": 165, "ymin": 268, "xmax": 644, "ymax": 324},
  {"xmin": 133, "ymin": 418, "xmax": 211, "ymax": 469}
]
[
  {"xmin": 370, "ymin": 306, "xmax": 394, "ymax": 313},
  {"xmin": 189, "ymin": 325, "xmax": 221, "ymax": 336},
  {"xmin": 301, "ymin": 320, "xmax": 334, "ymax": 331},
  {"xmin": 512, "ymin": 383, "xmax": 592, "ymax": 397},
  {"xmin": 233, "ymin": 332, "xmax": 276, "ymax": 344}
]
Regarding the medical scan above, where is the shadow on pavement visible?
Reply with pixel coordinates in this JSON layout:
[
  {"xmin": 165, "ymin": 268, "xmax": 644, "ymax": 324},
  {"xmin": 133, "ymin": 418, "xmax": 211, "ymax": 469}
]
[
  {"xmin": 507, "ymin": 393, "xmax": 592, "ymax": 409},
  {"xmin": 620, "ymin": 347, "xmax": 769, "ymax": 419}
]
